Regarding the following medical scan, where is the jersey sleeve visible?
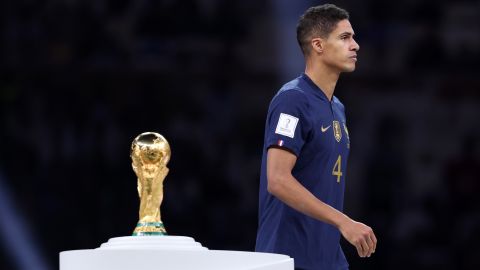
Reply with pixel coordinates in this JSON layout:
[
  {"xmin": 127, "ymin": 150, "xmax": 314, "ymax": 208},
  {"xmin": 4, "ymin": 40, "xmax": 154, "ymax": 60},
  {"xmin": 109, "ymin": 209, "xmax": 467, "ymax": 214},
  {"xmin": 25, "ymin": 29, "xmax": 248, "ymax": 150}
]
[{"xmin": 264, "ymin": 89, "xmax": 312, "ymax": 156}]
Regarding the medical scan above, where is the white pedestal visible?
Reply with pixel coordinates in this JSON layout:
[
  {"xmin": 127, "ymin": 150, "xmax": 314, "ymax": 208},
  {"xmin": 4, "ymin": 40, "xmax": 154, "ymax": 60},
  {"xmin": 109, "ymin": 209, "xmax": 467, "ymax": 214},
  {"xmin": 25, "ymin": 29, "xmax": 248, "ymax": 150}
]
[{"xmin": 60, "ymin": 236, "xmax": 293, "ymax": 270}]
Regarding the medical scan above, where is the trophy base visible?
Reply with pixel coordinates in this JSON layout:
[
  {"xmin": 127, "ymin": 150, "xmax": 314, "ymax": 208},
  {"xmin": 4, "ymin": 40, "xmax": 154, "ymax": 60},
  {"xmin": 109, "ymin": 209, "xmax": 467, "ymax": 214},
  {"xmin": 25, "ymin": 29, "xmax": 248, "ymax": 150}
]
[
  {"xmin": 60, "ymin": 236, "xmax": 294, "ymax": 270},
  {"xmin": 132, "ymin": 222, "xmax": 167, "ymax": 236}
]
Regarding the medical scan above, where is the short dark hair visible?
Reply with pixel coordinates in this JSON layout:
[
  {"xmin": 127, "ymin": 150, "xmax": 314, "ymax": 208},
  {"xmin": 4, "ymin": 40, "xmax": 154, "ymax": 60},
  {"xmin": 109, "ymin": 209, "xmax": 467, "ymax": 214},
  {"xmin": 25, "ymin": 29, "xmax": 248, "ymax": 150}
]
[{"xmin": 296, "ymin": 4, "xmax": 349, "ymax": 56}]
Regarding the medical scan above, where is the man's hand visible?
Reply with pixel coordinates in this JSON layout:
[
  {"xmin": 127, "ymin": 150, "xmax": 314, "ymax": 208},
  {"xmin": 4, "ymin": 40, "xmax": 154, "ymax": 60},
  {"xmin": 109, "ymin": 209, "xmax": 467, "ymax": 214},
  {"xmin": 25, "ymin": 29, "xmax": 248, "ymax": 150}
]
[{"xmin": 338, "ymin": 219, "xmax": 377, "ymax": 258}]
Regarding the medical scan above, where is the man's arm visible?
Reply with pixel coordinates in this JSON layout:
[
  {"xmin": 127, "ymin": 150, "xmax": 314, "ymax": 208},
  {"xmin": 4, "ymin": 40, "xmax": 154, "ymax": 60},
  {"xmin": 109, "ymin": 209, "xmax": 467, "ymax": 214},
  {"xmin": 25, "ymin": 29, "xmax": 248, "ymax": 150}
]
[{"xmin": 267, "ymin": 147, "xmax": 377, "ymax": 258}]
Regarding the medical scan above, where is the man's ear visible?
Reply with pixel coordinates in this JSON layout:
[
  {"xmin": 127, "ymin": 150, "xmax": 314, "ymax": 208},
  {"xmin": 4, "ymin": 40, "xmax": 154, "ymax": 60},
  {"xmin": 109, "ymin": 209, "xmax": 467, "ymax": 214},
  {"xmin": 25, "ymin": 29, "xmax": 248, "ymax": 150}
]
[{"xmin": 311, "ymin": 38, "xmax": 324, "ymax": 54}]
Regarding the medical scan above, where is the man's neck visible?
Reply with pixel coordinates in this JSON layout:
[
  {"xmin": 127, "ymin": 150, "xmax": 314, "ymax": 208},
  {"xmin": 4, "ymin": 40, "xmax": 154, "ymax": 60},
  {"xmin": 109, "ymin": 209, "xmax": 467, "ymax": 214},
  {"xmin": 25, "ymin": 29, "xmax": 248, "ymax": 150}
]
[{"xmin": 304, "ymin": 64, "xmax": 340, "ymax": 101}]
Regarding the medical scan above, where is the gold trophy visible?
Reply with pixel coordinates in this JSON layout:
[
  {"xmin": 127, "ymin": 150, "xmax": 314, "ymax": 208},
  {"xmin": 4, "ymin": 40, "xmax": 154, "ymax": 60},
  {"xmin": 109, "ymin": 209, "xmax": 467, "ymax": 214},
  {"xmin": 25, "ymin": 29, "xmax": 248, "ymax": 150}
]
[{"xmin": 131, "ymin": 132, "xmax": 171, "ymax": 236}]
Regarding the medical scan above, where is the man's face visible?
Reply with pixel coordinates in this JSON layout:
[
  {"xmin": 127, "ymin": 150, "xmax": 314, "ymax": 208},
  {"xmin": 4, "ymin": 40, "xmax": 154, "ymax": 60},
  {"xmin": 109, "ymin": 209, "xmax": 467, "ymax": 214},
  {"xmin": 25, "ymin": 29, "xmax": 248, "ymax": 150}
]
[{"xmin": 321, "ymin": 19, "xmax": 359, "ymax": 72}]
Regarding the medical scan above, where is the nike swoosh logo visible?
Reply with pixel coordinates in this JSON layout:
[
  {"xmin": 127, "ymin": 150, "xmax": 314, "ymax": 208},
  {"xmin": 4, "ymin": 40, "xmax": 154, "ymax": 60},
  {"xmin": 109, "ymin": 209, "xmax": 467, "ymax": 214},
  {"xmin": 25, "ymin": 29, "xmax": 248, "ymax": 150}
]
[{"xmin": 321, "ymin": 125, "xmax": 331, "ymax": 132}]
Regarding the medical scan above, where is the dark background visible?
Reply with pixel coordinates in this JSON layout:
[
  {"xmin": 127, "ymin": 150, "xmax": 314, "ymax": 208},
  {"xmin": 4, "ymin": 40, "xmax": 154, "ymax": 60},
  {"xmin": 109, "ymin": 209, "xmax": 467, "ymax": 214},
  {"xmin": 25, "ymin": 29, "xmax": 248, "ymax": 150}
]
[{"xmin": 1, "ymin": 0, "xmax": 479, "ymax": 269}]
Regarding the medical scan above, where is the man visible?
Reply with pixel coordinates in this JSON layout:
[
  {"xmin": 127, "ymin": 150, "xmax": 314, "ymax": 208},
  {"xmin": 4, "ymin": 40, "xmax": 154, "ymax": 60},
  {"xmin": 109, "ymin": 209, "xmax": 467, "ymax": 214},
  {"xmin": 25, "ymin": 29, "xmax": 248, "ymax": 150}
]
[{"xmin": 255, "ymin": 4, "xmax": 377, "ymax": 270}]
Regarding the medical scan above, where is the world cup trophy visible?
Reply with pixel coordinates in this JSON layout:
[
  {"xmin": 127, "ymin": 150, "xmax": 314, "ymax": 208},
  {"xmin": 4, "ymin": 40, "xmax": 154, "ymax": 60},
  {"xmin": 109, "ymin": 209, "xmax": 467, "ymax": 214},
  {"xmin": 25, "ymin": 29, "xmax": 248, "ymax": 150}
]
[{"xmin": 130, "ymin": 132, "xmax": 171, "ymax": 236}]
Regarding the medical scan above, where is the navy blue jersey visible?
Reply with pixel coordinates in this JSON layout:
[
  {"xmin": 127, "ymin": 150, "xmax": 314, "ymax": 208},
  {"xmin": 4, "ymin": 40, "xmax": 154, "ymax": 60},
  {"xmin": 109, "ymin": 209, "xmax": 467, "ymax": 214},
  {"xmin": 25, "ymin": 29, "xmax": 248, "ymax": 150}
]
[{"xmin": 255, "ymin": 73, "xmax": 350, "ymax": 270}]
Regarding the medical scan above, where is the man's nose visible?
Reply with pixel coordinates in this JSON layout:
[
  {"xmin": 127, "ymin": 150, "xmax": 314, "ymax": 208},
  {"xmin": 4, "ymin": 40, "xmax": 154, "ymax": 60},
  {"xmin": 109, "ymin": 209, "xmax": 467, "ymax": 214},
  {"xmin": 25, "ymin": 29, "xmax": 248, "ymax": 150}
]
[{"xmin": 352, "ymin": 39, "xmax": 360, "ymax": 51}]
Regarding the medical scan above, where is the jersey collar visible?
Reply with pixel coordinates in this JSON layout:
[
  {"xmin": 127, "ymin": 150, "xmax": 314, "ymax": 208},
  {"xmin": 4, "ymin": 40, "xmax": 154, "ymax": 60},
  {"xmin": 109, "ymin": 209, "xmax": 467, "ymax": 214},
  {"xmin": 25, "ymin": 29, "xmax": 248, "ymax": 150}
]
[{"xmin": 300, "ymin": 73, "xmax": 330, "ymax": 102}]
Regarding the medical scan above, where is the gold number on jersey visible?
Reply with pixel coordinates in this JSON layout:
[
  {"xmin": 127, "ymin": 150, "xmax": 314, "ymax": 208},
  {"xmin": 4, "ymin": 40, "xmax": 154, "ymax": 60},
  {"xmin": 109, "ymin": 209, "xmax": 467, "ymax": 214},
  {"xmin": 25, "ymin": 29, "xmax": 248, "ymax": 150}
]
[{"xmin": 332, "ymin": 155, "xmax": 343, "ymax": 183}]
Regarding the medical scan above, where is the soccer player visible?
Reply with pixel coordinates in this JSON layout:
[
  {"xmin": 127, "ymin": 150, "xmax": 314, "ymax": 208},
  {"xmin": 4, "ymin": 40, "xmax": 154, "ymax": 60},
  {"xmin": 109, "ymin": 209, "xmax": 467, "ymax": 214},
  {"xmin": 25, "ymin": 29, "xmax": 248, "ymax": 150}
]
[{"xmin": 255, "ymin": 4, "xmax": 377, "ymax": 270}]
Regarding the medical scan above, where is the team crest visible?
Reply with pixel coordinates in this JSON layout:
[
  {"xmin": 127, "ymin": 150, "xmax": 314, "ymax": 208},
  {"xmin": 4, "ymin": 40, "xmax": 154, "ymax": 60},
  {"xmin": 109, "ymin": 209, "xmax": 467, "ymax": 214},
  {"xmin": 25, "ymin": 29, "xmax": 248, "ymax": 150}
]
[{"xmin": 333, "ymin": 121, "xmax": 342, "ymax": 142}]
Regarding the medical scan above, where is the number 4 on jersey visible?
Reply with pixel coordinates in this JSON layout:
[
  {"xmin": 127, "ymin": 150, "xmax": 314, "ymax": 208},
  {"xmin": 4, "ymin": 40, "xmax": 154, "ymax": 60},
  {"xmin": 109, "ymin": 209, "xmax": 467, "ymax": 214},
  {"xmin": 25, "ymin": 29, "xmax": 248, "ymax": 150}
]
[{"xmin": 332, "ymin": 155, "xmax": 342, "ymax": 183}]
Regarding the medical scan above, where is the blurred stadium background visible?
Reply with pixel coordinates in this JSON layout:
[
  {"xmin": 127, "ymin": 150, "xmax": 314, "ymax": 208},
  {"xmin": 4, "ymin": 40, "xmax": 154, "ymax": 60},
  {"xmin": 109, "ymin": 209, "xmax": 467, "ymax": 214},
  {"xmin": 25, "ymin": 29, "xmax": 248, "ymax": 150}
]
[{"xmin": 1, "ymin": 0, "xmax": 479, "ymax": 269}]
